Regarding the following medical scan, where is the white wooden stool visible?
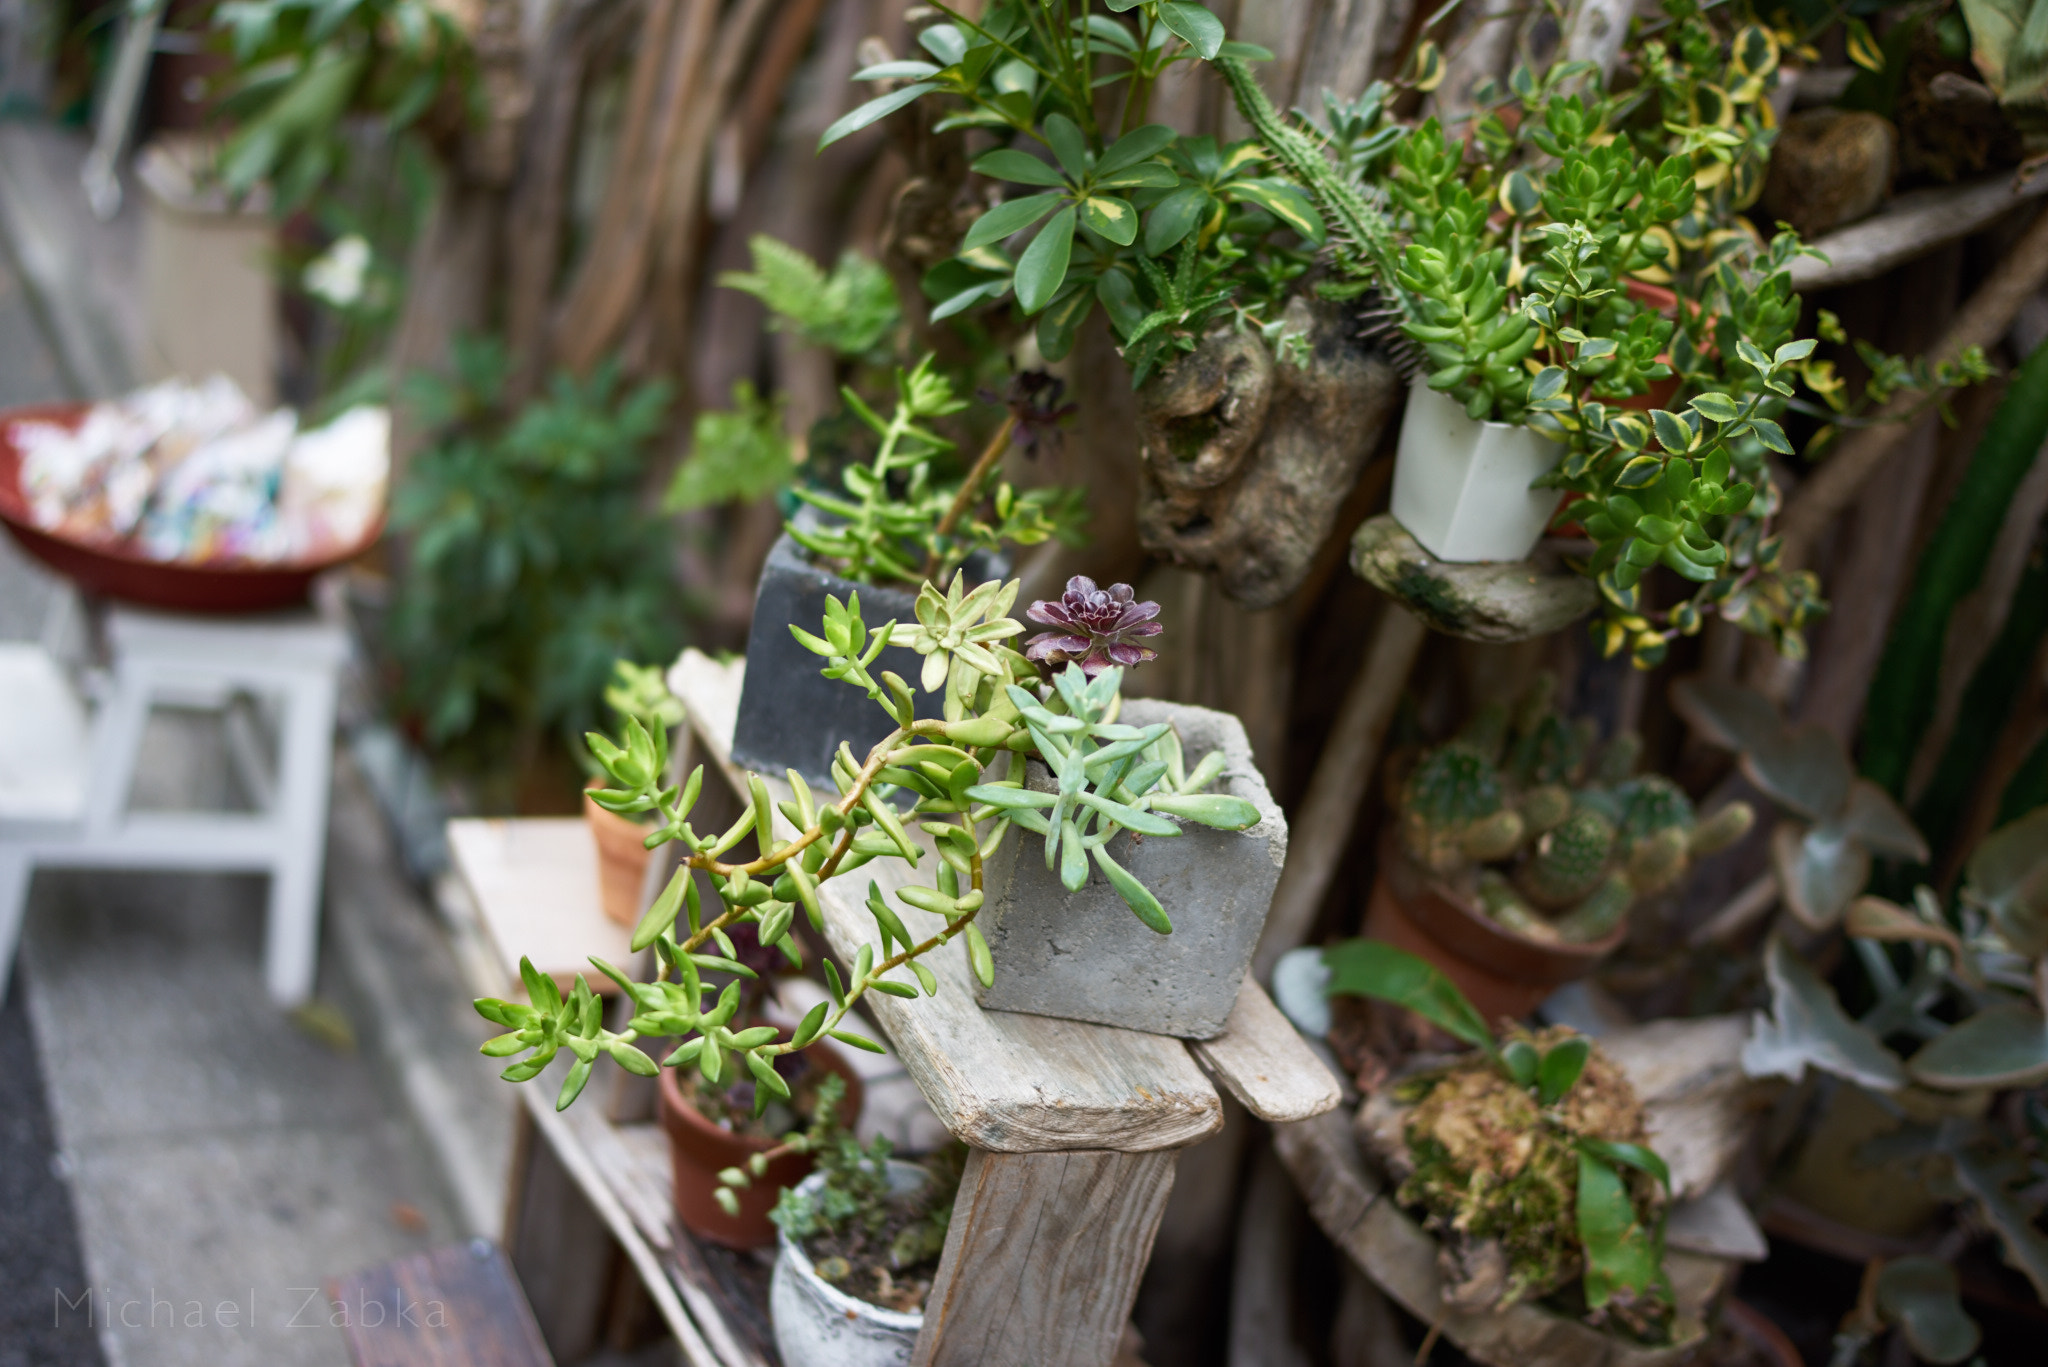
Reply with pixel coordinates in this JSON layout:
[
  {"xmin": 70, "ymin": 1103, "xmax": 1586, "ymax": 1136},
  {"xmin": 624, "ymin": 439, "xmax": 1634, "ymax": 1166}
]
[{"xmin": 0, "ymin": 605, "xmax": 348, "ymax": 1005}]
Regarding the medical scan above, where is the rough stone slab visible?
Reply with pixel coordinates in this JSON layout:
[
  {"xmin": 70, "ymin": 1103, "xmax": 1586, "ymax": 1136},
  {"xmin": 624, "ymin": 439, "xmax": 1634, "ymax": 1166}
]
[
  {"xmin": 669, "ymin": 651, "xmax": 1225, "ymax": 1154},
  {"xmin": 1350, "ymin": 514, "xmax": 1597, "ymax": 642},
  {"xmin": 975, "ymin": 699, "xmax": 1287, "ymax": 1039},
  {"xmin": 1188, "ymin": 978, "xmax": 1343, "ymax": 1123}
]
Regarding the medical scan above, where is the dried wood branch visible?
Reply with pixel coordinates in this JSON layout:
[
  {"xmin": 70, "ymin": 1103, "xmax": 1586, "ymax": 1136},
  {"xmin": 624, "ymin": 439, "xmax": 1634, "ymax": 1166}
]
[
  {"xmin": 1777, "ymin": 204, "xmax": 2048, "ymax": 573},
  {"xmin": 1250, "ymin": 604, "xmax": 1428, "ymax": 983},
  {"xmin": 1789, "ymin": 173, "xmax": 2048, "ymax": 293}
]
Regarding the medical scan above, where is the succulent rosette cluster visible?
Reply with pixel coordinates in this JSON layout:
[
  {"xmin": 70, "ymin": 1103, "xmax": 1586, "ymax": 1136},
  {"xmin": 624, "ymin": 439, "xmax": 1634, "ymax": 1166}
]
[{"xmin": 1024, "ymin": 577, "xmax": 1163, "ymax": 679}]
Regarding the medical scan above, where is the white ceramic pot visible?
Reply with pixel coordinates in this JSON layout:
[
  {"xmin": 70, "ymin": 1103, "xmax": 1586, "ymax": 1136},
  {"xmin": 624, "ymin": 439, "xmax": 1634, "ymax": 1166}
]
[
  {"xmin": 1390, "ymin": 379, "xmax": 1565, "ymax": 563},
  {"xmin": 770, "ymin": 1164, "xmax": 928, "ymax": 1367}
]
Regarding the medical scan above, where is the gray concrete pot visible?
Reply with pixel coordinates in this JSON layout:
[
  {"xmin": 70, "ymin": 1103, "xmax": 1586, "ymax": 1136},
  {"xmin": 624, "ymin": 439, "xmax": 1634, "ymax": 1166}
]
[
  {"xmin": 733, "ymin": 533, "xmax": 938, "ymax": 786},
  {"xmin": 770, "ymin": 1163, "xmax": 927, "ymax": 1367},
  {"xmin": 974, "ymin": 699, "xmax": 1287, "ymax": 1038}
]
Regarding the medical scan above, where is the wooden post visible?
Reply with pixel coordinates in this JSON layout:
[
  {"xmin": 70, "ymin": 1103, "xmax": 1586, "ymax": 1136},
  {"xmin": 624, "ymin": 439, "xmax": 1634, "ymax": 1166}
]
[{"xmin": 914, "ymin": 1149, "xmax": 1179, "ymax": 1367}]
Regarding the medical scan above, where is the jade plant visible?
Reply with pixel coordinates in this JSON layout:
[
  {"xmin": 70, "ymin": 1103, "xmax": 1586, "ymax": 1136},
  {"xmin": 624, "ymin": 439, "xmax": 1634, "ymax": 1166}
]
[
  {"xmin": 474, "ymin": 579, "xmax": 1258, "ymax": 1119},
  {"xmin": 1396, "ymin": 676, "xmax": 1752, "ymax": 944},
  {"xmin": 1323, "ymin": 940, "xmax": 1676, "ymax": 1339},
  {"xmin": 1742, "ymin": 806, "xmax": 2048, "ymax": 1332}
]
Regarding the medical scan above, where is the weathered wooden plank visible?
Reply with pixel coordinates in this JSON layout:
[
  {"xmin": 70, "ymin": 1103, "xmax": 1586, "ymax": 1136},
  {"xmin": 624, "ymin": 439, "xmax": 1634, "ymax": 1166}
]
[
  {"xmin": 667, "ymin": 650, "xmax": 1226, "ymax": 1153},
  {"xmin": 1189, "ymin": 978, "xmax": 1343, "ymax": 1123},
  {"xmin": 912, "ymin": 1148, "xmax": 1178, "ymax": 1367},
  {"xmin": 447, "ymin": 818, "xmax": 633, "ymax": 995},
  {"xmin": 327, "ymin": 1241, "xmax": 554, "ymax": 1367},
  {"xmin": 1789, "ymin": 172, "xmax": 2048, "ymax": 292}
]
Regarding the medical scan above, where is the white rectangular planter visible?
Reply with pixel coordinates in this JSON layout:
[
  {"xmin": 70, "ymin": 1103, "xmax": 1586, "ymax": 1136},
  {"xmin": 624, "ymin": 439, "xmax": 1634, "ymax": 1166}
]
[{"xmin": 1390, "ymin": 379, "xmax": 1565, "ymax": 563}]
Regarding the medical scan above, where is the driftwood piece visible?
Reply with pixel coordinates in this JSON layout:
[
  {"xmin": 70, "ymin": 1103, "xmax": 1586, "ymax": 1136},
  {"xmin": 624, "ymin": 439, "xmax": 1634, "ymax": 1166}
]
[
  {"xmin": 1190, "ymin": 979, "xmax": 1344, "ymax": 1122},
  {"xmin": 1250, "ymin": 603, "xmax": 1428, "ymax": 982},
  {"xmin": 1788, "ymin": 172, "xmax": 2048, "ymax": 292},
  {"xmin": 1294, "ymin": 0, "xmax": 1397, "ymax": 108},
  {"xmin": 1135, "ymin": 297, "xmax": 1402, "ymax": 610},
  {"xmin": 1776, "ymin": 203, "xmax": 2048, "ymax": 571},
  {"xmin": 1598, "ymin": 1015, "xmax": 1761, "ymax": 1203},
  {"xmin": 1349, "ymin": 515, "xmax": 1600, "ymax": 641},
  {"xmin": 913, "ymin": 1148, "xmax": 1177, "ymax": 1367},
  {"xmin": 1271, "ymin": 1110, "xmax": 1722, "ymax": 1367}
]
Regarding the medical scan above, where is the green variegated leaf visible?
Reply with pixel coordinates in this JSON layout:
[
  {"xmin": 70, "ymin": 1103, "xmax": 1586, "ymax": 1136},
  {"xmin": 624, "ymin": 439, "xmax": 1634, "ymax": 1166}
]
[
  {"xmin": 1080, "ymin": 195, "xmax": 1138, "ymax": 245},
  {"xmin": 972, "ymin": 148, "xmax": 1067, "ymax": 187},
  {"xmin": 1689, "ymin": 392, "xmax": 1741, "ymax": 423},
  {"xmin": 1226, "ymin": 178, "xmax": 1325, "ymax": 243},
  {"xmin": 962, "ymin": 192, "xmax": 1063, "ymax": 250}
]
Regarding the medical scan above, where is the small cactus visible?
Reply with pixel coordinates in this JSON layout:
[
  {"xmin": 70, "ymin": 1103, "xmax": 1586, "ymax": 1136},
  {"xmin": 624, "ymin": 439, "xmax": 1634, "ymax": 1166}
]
[
  {"xmin": 1518, "ymin": 806, "xmax": 1617, "ymax": 910},
  {"xmin": 1510, "ymin": 713, "xmax": 1596, "ymax": 788},
  {"xmin": 1614, "ymin": 776, "xmax": 1696, "ymax": 846},
  {"xmin": 1555, "ymin": 874, "xmax": 1634, "ymax": 942},
  {"xmin": 1400, "ymin": 742, "xmax": 1509, "ymax": 875},
  {"xmin": 1519, "ymin": 784, "xmax": 1573, "ymax": 835},
  {"xmin": 1626, "ymin": 825, "xmax": 1691, "ymax": 893},
  {"xmin": 1592, "ymin": 731, "xmax": 1642, "ymax": 787},
  {"xmin": 1688, "ymin": 802, "xmax": 1755, "ymax": 856},
  {"xmin": 1478, "ymin": 871, "xmax": 1562, "ymax": 942},
  {"xmin": 1461, "ymin": 808, "xmax": 1527, "ymax": 862}
]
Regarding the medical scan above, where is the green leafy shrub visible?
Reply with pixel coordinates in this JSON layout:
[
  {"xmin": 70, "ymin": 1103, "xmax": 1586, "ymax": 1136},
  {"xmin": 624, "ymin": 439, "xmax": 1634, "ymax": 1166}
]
[{"xmin": 387, "ymin": 338, "xmax": 681, "ymax": 772}]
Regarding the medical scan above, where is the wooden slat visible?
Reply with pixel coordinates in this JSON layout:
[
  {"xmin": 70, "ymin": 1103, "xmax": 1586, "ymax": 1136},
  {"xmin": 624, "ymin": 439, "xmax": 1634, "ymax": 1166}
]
[
  {"xmin": 668, "ymin": 650, "xmax": 1225, "ymax": 1154},
  {"xmin": 328, "ymin": 1241, "xmax": 554, "ymax": 1367},
  {"xmin": 1189, "ymin": 979, "xmax": 1342, "ymax": 1123},
  {"xmin": 448, "ymin": 818, "xmax": 633, "ymax": 996},
  {"xmin": 912, "ymin": 1148, "xmax": 1179, "ymax": 1367}
]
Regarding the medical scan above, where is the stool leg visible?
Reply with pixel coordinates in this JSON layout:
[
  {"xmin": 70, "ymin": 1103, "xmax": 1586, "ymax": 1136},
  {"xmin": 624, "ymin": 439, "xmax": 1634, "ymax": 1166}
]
[
  {"xmin": 0, "ymin": 847, "xmax": 32, "ymax": 1006},
  {"xmin": 262, "ymin": 669, "xmax": 337, "ymax": 1006}
]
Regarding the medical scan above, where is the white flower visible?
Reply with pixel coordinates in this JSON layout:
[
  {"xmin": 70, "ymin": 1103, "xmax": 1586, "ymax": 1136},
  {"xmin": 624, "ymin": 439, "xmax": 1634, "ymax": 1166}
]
[{"xmin": 305, "ymin": 235, "xmax": 372, "ymax": 308}]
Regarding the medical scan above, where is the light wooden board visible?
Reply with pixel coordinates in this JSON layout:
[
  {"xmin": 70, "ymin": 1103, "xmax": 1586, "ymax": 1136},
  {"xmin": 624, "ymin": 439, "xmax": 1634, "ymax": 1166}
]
[
  {"xmin": 1190, "ymin": 978, "xmax": 1343, "ymax": 1123},
  {"xmin": 668, "ymin": 649, "xmax": 1225, "ymax": 1154},
  {"xmin": 912, "ymin": 1148, "xmax": 1178, "ymax": 1367},
  {"xmin": 448, "ymin": 818, "xmax": 634, "ymax": 997}
]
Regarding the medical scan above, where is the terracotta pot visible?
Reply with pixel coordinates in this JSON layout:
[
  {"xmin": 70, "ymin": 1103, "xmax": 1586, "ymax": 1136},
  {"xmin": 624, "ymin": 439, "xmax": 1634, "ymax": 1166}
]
[
  {"xmin": 1361, "ymin": 830, "xmax": 1625, "ymax": 1023},
  {"xmin": 657, "ymin": 1038, "xmax": 864, "ymax": 1250},
  {"xmin": 584, "ymin": 785, "xmax": 653, "ymax": 928}
]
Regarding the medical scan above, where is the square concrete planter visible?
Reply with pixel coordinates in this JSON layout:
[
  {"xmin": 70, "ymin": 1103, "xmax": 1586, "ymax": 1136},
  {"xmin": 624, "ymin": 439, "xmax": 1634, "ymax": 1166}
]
[
  {"xmin": 1391, "ymin": 379, "xmax": 1565, "ymax": 563},
  {"xmin": 973, "ymin": 699, "xmax": 1287, "ymax": 1039},
  {"xmin": 733, "ymin": 533, "xmax": 941, "ymax": 786}
]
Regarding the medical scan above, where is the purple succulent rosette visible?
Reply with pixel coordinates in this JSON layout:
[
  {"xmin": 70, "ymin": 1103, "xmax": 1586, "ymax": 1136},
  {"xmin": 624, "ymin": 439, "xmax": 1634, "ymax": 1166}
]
[{"xmin": 1024, "ymin": 576, "xmax": 1163, "ymax": 679}]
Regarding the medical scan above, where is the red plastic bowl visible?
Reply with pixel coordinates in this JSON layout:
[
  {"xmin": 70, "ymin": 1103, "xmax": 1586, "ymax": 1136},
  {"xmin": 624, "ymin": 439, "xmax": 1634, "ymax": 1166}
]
[{"xmin": 0, "ymin": 401, "xmax": 381, "ymax": 614}]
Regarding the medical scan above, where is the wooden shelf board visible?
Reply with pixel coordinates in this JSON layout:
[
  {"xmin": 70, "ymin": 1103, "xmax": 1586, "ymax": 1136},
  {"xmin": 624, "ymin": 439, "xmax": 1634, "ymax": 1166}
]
[{"xmin": 448, "ymin": 817, "xmax": 634, "ymax": 997}]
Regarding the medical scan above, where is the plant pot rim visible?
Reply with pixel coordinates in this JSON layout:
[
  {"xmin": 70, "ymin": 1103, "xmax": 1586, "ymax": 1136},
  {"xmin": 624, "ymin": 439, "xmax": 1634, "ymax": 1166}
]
[
  {"xmin": 656, "ymin": 1034, "xmax": 860, "ymax": 1162},
  {"xmin": 776, "ymin": 1164, "xmax": 928, "ymax": 1332},
  {"xmin": 1377, "ymin": 829, "xmax": 1625, "ymax": 984}
]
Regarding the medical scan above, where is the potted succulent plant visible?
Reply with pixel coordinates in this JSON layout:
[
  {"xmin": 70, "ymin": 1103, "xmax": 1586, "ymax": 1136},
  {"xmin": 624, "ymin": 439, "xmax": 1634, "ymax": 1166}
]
[
  {"xmin": 1325, "ymin": 940, "xmax": 1694, "ymax": 1351},
  {"xmin": 1362, "ymin": 676, "xmax": 1752, "ymax": 1020},
  {"xmin": 480, "ymin": 571, "xmax": 1272, "ymax": 1236},
  {"xmin": 970, "ymin": 577, "xmax": 1285, "ymax": 1037},
  {"xmin": 582, "ymin": 661, "xmax": 685, "ymax": 926},
  {"xmin": 765, "ymin": 1074, "xmax": 966, "ymax": 1367},
  {"xmin": 732, "ymin": 358, "xmax": 1082, "ymax": 785},
  {"xmin": 1742, "ymin": 805, "xmax": 2048, "ymax": 1321}
]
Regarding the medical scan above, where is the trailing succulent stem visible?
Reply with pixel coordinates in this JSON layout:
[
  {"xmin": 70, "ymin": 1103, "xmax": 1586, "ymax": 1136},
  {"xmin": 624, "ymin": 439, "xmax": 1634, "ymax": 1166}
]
[{"xmin": 477, "ymin": 576, "xmax": 1256, "ymax": 1122}]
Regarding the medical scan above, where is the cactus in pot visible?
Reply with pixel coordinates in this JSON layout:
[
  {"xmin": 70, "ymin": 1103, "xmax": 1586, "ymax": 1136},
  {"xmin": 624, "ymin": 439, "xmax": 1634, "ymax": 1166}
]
[{"xmin": 1394, "ymin": 675, "xmax": 1753, "ymax": 947}]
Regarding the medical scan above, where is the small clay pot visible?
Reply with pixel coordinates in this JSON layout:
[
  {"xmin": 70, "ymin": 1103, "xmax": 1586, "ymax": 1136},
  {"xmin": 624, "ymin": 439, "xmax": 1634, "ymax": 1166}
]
[
  {"xmin": 657, "ymin": 1037, "xmax": 864, "ymax": 1250},
  {"xmin": 584, "ymin": 785, "xmax": 653, "ymax": 928},
  {"xmin": 1361, "ymin": 830, "xmax": 1625, "ymax": 1023}
]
